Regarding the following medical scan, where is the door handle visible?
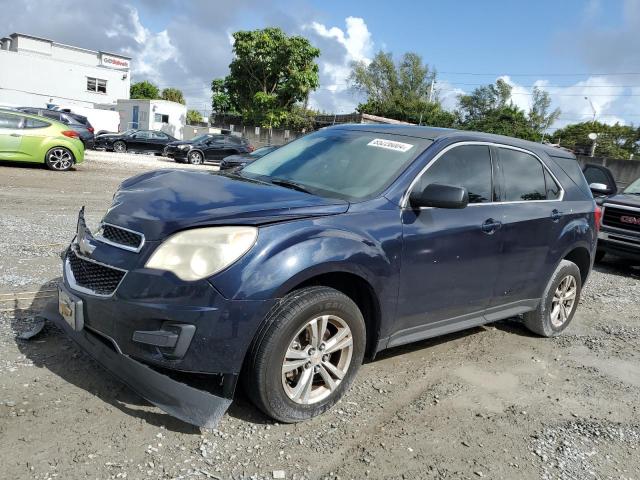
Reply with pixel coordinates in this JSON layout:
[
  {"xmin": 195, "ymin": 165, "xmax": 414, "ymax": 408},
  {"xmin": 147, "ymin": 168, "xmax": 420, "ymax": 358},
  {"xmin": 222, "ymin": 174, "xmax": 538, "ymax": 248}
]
[
  {"xmin": 481, "ymin": 218, "xmax": 502, "ymax": 234},
  {"xmin": 10, "ymin": 133, "xmax": 21, "ymax": 137},
  {"xmin": 551, "ymin": 209, "xmax": 563, "ymax": 221}
]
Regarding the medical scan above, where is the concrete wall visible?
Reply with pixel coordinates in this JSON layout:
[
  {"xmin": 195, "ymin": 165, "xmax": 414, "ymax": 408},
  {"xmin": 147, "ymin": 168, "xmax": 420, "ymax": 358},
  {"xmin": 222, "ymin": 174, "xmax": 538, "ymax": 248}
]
[
  {"xmin": 576, "ymin": 155, "xmax": 640, "ymax": 188},
  {"xmin": 0, "ymin": 35, "xmax": 130, "ymax": 108}
]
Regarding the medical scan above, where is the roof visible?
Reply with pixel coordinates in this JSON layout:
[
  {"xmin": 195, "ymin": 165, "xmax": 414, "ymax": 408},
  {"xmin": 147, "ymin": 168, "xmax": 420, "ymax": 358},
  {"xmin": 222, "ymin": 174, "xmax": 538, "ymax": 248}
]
[
  {"xmin": 7, "ymin": 32, "xmax": 132, "ymax": 59},
  {"xmin": 327, "ymin": 124, "xmax": 576, "ymax": 159}
]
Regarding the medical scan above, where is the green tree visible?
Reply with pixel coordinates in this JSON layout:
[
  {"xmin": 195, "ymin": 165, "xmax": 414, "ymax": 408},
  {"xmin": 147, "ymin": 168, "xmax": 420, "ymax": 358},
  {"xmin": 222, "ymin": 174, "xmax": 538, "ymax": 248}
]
[
  {"xmin": 455, "ymin": 80, "xmax": 561, "ymax": 140},
  {"xmin": 552, "ymin": 121, "xmax": 640, "ymax": 158},
  {"xmin": 223, "ymin": 27, "xmax": 320, "ymax": 127},
  {"xmin": 130, "ymin": 80, "xmax": 160, "ymax": 100},
  {"xmin": 211, "ymin": 78, "xmax": 233, "ymax": 115},
  {"xmin": 161, "ymin": 87, "xmax": 185, "ymax": 105},
  {"xmin": 186, "ymin": 109, "xmax": 203, "ymax": 124},
  {"xmin": 350, "ymin": 51, "xmax": 455, "ymax": 127},
  {"xmin": 528, "ymin": 87, "xmax": 560, "ymax": 137}
]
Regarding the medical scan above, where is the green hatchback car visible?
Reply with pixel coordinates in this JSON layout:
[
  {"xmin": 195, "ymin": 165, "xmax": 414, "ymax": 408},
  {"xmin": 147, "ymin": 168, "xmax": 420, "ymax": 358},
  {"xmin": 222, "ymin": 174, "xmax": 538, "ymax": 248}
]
[{"xmin": 0, "ymin": 109, "xmax": 85, "ymax": 171}]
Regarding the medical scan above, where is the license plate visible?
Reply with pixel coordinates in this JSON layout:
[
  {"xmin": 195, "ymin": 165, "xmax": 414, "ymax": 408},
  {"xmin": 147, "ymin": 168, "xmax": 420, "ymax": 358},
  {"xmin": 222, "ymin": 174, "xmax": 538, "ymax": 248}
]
[{"xmin": 58, "ymin": 286, "xmax": 84, "ymax": 331}]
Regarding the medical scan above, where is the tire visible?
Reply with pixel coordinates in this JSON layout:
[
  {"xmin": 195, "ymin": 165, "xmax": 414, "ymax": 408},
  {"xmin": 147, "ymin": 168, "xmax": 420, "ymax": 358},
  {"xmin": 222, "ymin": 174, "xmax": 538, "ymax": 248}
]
[
  {"xmin": 188, "ymin": 151, "xmax": 204, "ymax": 165},
  {"xmin": 44, "ymin": 147, "xmax": 74, "ymax": 171},
  {"xmin": 113, "ymin": 141, "xmax": 127, "ymax": 153},
  {"xmin": 595, "ymin": 249, "xmax": 606, "ymax": 263},
  {"xmin": 244, "ymin": 286, "xmax": 366, "ymax": 423},
  {"xmin": 523, "ymin": 259, "xmax": 582, "ymax": 337}
]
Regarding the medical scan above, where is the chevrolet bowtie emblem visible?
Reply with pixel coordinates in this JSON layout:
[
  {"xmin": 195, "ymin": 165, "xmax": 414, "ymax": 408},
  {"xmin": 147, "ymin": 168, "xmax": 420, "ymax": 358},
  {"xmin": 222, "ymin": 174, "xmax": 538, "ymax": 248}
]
[{"xmin": 76, "ymin": 206, "xmax": 96, "ymax": 256}]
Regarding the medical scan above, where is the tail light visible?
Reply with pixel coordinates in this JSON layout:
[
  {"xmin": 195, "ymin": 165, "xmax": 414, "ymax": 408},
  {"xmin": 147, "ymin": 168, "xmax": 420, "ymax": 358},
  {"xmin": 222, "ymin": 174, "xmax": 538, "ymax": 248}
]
[
  {"xmin": 87, "ymin": 126, "xmax": 95, "ymax": 134},
  {"xmin": 594, "ymin": 205, "xmax": 602, "ymax": 233},
  {"xmin": 61, "ymin": 130, "xmax": 79, "ymax": 138}
]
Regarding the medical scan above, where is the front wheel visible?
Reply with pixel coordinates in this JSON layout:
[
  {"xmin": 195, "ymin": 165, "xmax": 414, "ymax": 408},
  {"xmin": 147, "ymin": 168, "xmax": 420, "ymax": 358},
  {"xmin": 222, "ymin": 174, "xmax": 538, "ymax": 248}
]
[
  {"xmin": 44, "ymin": 147, "xmax": 74, "ymax": 171},
  {"xmin": 112, "ymin": 141, "xmax": 127, "ymax": 153},
  {"xmin": 244, "ymin": 286, "xmax": 366, "ymax": 423},
  {"xmin": 188, "ymin": 151, "xmax": 204, "ymax": 165},
  {"xmin": 523, "ymin": 259, "xmax": 582, "ymax": 337}
]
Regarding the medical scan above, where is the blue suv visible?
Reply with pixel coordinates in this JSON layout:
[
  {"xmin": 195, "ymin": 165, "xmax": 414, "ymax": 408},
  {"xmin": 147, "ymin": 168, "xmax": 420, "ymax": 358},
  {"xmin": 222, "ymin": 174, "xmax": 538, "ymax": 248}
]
[{"xmin": 48, "ymin": 125, "xmax": 597, "ymax": 427}]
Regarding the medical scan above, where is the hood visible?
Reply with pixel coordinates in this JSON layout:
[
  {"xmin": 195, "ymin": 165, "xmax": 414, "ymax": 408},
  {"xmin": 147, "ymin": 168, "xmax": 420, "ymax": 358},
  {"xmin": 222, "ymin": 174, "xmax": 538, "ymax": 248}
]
[
  {"xmin": 103, "ymin": 170, "xmax": 349, "ymax": 240},
  {"xmin": 223, "ymin": 153, "xmax": 252, "ymax": 163},
  {"xmin": 602, "ymin": 193, "xmax": 640, "ymax": 209}
]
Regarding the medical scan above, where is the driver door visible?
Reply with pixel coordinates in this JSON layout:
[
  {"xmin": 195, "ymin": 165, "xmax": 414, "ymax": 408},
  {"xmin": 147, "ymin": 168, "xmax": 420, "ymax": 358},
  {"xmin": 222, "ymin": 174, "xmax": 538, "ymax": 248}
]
[{"xmin": 393, "ymin": 144, "xmax": 504, "ymax": 343}]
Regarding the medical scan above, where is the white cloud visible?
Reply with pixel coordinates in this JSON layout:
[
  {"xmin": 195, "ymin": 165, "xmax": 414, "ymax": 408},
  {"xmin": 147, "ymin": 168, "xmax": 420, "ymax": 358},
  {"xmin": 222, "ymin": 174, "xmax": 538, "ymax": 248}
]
[{"xmin": 304, "ymin": 16, "xmax": 374, "ymax": 112}]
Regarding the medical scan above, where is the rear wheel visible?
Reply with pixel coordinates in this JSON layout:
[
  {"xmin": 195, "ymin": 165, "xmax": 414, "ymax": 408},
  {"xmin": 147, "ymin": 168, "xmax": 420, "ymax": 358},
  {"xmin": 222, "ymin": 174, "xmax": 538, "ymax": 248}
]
[
  {"xmin": 188, "ymin": 151, "xmax": 204, "ymax": 165},
  {"xmin": 113, "ymin": 141, "xmax": 127, "ymax": 153},
  {"xmin": 244, "ymin": 286, "xmax": 366, "ymax": 423},
  {"xmin": 44, "ymin": 147, "xmax": 74, "ymax": 171},
  {"xmin": 523, "ymin": 260, "xmax": 582, "ymax": 337}
]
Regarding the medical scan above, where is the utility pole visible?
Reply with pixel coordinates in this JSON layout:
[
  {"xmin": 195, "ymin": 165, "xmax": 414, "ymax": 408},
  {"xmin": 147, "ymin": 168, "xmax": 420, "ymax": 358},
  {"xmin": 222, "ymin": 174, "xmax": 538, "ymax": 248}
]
[
  {"xmin": 428, "ymin": 78, "xmax": 435, "ymax": 103},
  {"xmin": 584, "ymin": 96, "xmax": 597, "ymax": 123}
]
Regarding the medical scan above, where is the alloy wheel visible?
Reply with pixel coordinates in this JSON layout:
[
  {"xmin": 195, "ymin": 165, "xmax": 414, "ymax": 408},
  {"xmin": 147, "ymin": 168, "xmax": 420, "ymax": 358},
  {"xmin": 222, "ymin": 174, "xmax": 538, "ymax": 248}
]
[
  {"xmin": 189, "ymin": 152, "xmax": 203, "ymax": 165},
  {"xmin": 113, "ymin": 142, "xmax": 126, "ymax": 153},
  {"xmin": 47, "ymin": 148, "xmax": 73, "ymax": 170},
  {"xmin": 281, "ymin": 314, "xmax": 353, "ymax": 405},
  {"xmin": 550, "ymin": 275, "xmax": 577, "ymax": 327}
]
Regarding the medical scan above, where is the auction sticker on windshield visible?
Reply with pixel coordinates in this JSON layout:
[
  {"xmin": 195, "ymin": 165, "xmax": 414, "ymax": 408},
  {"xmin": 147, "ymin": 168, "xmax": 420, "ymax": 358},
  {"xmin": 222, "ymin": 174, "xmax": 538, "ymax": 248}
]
[{"xmin": 367, "ymin": 138, "xmax": 414, "ymax": 153}]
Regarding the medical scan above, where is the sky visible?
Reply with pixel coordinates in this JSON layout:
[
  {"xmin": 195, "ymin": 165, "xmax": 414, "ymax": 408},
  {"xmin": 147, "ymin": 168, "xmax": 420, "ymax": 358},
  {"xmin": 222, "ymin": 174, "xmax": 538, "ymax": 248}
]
[{"xmin": 3, "ymin": 0, "xmax": 640, "ymax": 131}]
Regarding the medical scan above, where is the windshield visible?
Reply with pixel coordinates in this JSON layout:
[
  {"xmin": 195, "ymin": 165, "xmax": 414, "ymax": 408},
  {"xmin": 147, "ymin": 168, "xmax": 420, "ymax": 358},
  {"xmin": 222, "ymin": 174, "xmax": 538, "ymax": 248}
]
[
  {"xmin": 241, "ymin": 129, "xmax": 431, "ymax": 200},
  {"xmin": 190, "ymin": 134, "xmax": 211, "ymax": 143},
  {"xmin": 624, "ymin": 177, "xmax": 640, "ymax": 194}
]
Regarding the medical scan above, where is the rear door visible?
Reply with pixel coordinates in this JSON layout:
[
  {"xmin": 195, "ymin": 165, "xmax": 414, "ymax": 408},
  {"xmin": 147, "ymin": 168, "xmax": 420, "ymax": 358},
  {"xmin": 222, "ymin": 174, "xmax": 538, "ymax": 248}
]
[
  {"xmin": 0, "ymin": 112, "xmax": 24, "ymax": 160},
  {"xmin": 490, "ymin": 146, "xmax": 564, "ymax": 308},
  {"xmin": 150, "ymin": 131, "xmax": 170, "ymax": 153}
]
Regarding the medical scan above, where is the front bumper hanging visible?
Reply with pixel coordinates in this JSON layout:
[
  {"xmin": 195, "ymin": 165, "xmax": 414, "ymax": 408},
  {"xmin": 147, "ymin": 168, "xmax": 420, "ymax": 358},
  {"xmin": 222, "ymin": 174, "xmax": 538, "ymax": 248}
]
[{"xmin": 41, "ymin": 298, "xmax": 233, "ymax": 428}]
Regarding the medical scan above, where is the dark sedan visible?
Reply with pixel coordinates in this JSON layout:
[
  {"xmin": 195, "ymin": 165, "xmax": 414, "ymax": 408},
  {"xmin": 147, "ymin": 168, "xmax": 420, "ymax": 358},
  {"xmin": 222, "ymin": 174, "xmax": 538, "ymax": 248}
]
[
  {"xmin": 18, "ymin": 107, "xmax": 95, "ymax": 149},
  {"xmin": 164, "ymin": 133, "xmax": 253, "ymax": 165},
  {"xmin": 95, "ymin": 130, "xmax": 177, "ymax": 155},
  {"xmin": 219, "ymin": 145, "xmax": 279, "ymax": 171}
]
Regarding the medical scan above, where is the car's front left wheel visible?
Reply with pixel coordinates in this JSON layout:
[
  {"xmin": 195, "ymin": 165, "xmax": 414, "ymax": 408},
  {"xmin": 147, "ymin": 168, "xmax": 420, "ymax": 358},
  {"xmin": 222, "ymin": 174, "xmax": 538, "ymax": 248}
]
[
  {"xmin": 244, "ymin": 286, "xmax": 366, "ymax": 423},
  {"xmin": 44, "ymin": 147, "xmax": 74, "ymax": 171}
]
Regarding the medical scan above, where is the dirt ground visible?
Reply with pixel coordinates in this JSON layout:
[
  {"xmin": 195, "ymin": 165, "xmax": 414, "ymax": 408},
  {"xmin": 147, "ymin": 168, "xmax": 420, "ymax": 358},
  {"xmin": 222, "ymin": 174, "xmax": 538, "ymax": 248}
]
[{"xmin": 1, "ymin": 153, "xmax": 639, "ymax": 480}]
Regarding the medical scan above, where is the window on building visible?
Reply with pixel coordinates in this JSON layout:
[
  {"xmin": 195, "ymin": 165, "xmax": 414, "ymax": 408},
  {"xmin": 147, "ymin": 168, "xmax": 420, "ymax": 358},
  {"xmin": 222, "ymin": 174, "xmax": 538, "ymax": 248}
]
[
  {"xmin": 154, "ymin": 113, "xmax": 169, "ymax": 123},
  {"xmin": 139, "ymin": 111, "xmax": 148, "ymax": 122},
  {"xmin": 87, "ymin": 77, "xmax": 107, "ymax": 93}
]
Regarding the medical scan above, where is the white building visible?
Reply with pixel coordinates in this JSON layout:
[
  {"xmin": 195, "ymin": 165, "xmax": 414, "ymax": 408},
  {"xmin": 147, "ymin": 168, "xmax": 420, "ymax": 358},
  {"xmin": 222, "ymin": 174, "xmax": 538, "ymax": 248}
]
[
  {"xmin": 117, "ymin": 99, "xmax": 187, "ymax": 140},
  {"xmin": 0, "ymin": 32, "xmax": 131, "ymax": 109}
]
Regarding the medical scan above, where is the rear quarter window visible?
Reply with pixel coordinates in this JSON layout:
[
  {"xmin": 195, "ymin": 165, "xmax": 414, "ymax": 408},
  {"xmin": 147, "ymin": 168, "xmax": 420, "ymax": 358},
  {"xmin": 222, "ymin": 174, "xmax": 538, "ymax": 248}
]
[{"xmin": 550, "ymin": 155, "xmax": 592, "ymax": 197}]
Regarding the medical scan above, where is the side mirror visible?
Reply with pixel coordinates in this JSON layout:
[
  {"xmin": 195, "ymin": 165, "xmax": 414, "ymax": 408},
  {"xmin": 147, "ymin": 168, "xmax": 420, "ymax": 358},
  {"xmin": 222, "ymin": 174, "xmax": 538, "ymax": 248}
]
[
  {"xmin": 410, "ymin": 183, "xmax": 469, "ymax": 209},
  {"xmin": 589, "ymin": 182, "xmax": 612, "ymax": 196}
]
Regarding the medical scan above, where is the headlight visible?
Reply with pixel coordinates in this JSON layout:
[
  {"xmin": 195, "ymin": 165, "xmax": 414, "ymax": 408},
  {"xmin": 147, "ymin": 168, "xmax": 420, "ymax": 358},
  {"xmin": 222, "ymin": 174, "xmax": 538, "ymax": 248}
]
[
  {"xmin": 178, "ymin": 144, "xmax": 191, "ymax": 150},
  {"xmin": 145, "ymin": 227, "xmax": 257, "ymax": 281}
]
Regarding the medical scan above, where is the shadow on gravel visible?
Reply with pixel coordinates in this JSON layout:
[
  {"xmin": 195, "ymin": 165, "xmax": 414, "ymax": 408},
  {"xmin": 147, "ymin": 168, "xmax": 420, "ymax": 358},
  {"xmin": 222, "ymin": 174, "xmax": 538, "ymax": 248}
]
[
  {"xmin": 10, "ymin": 279, "xmax": 200, "ymax": 434},
  {"xmin": 593, "ymin": 255, "xmax": 640, "ymax": 279}
]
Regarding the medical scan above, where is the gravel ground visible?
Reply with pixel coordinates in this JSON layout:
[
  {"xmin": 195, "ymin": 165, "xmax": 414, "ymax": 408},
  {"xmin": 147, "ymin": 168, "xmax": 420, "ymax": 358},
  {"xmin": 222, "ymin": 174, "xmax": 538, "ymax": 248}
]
[{"xmin": 1, "ymin": 152, "xmax": 639, "ymax": 480}]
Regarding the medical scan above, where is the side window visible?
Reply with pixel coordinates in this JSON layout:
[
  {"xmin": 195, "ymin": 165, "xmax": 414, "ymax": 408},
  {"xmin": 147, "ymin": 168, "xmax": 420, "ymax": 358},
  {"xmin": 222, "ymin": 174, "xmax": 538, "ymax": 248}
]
[
  {"xmin": 419, "ymin": 145, "xmax": 493, "ymax": 204},
  {"xmin": 499, "ymin": 148, "xmax": 547, "ymax": 201},
  {"xmin": 0, "ymin": 113, "xmax": 23, "ymax": 129},
  {"xmin": 152, "ymin": 132, "xmax": 168, "ymax": 140},
  {"xmin": 133, "ymin": 131, "xmax": 151, "ymax": 139},
  {"xmin": 23, "ymin": 117, "xmax": 50, "ymax": 129},
  {"xmin": 544, "ymin": 169, "xmax": 561, "ymax": 200},
  {"xmin": 583, "ymin": 166, "xmax": 611, "ymax": 186}
]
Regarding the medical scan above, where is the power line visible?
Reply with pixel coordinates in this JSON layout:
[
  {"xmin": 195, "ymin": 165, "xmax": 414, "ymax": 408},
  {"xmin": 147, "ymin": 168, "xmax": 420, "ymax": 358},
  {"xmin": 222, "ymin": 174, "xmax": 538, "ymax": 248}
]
[{"xmin": 438, "ymin": 71, "xmax": 640, "ymax": 77}]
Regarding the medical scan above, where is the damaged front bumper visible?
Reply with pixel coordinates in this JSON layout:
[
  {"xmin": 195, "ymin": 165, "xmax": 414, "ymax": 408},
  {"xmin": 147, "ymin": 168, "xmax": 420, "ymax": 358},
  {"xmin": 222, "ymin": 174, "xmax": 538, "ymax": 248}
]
[{"xmin": 41, "ymin": 298, "xmax": 233, "ymax": 428}]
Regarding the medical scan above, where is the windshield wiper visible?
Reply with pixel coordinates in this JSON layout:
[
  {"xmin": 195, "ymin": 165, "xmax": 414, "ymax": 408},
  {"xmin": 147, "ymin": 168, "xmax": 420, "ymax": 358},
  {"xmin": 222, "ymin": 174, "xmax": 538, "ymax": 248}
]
[{"xmin": 270, "ymin": 178, "xmax": 313, "ymax": 194}]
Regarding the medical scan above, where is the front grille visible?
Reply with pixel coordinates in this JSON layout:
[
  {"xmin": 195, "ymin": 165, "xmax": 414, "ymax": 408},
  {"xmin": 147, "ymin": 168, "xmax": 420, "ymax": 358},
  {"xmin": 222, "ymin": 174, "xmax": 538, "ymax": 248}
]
[
  {"xmin": 602, "ymin": 206, "xmax": 640, "ymax": 233},
  {"xmin": 66, "ymin": 249, "xmax": 126, "ymax": 295},
  {"xmin": 100, "ymin": 224, "xmax": 143, "ymax": 250}
]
